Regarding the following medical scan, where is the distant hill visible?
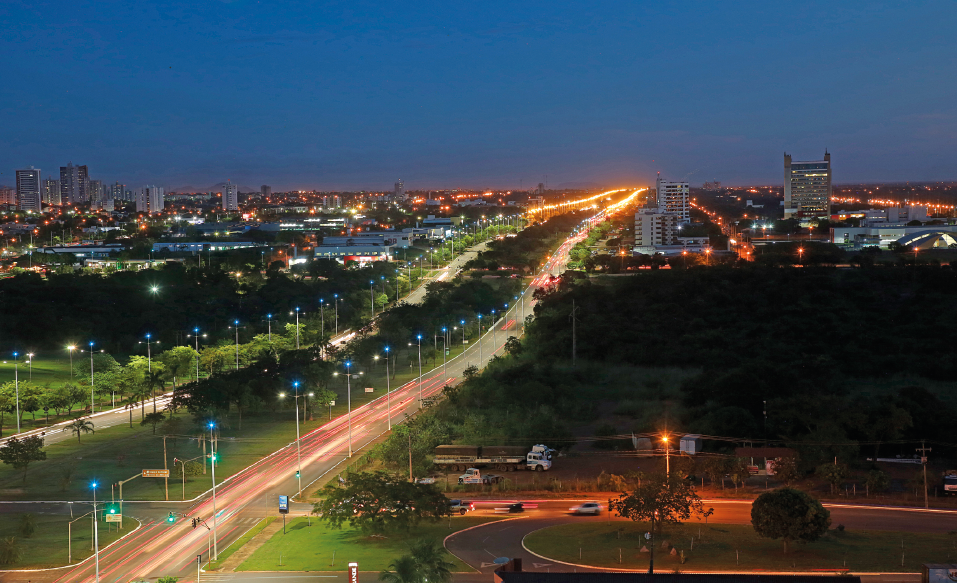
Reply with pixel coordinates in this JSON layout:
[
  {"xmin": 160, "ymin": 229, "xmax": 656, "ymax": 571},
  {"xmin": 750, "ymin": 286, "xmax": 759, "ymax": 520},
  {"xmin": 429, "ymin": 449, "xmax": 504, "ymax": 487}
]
[{"xmin": 555, "ymin": 182, "xmax": 604, "ymax": 191}]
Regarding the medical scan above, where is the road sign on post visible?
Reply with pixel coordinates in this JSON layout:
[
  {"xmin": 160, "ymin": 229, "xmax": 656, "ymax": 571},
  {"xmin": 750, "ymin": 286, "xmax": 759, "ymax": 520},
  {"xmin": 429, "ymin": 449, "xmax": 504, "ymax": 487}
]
[
  {"xmin": 364, "ymin": 387, "xmax": 374, "ymax": 393},
  {"xmin": 105, "ymin": 514, "xmax": 122, "ymax": 523},
  {"xmin": 349, "ymin": 562, "xmax": 358, "ymax": 583},
  {"xmin": 278, "ymin": 495, "xmax": 289, "ymax": 514},
  {"xmin": 143, "ymin": 469, "xmax": 170, "ymax": 478}
]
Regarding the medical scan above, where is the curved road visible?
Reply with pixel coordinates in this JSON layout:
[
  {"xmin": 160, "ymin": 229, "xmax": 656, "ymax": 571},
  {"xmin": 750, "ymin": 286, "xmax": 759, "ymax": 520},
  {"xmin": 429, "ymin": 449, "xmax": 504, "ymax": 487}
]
[{"xmin": 445, "ymin": 499, "xmax": 951, "ymax": 581}]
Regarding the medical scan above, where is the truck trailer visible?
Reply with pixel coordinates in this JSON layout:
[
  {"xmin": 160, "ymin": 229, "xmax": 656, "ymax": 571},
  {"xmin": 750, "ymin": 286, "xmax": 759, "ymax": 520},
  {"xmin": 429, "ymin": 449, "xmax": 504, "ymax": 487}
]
[{"xmin": 433, "ymin": 444, "xmax": 553, "ymax": 472}]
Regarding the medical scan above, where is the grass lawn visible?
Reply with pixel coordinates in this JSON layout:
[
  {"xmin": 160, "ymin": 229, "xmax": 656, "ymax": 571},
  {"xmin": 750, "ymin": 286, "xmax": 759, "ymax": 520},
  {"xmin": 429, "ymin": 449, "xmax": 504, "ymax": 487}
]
[
  {"xmin": 206, "ymin": 517, "xmax": 275, "ymax": 570},
  {"xmin": 0, "ymin": 355, "xmax": 74, "ymax": 388},
  {"xmin": 0, "ymin": 339, "xmax": 480, "ymax": 502},
  {"xmin": 524, "ymin": 522, "xmax": 957, "ymax": 573},
  {"xmin": 238, "ymin": 516, "xmax": 502, "ymax": 572},
  {"xmin": 0, "ymin": 511, "xmax": 136, "ymax": 568}
]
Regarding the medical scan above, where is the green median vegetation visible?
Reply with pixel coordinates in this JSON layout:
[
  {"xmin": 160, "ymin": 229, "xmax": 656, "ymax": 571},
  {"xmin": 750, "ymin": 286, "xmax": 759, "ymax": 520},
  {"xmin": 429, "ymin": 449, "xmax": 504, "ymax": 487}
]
[
  {"xmin": 237, "ymin": 515, "xmax": 499, "ymax": 572},
  {"xmin": 205, "ymin": 516, "xmax": 275, "ymax": 570},
  {"xmin": 524, "ymin": 521, "xmax": 957, "ymax": 573}
]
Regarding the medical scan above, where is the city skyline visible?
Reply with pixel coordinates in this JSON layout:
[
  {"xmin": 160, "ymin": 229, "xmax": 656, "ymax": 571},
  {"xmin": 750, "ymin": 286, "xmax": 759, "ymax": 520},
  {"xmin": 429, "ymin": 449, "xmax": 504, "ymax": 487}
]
[{"xmin": 2, "ymin": 2, "xmax": 956, "ymax": 190}]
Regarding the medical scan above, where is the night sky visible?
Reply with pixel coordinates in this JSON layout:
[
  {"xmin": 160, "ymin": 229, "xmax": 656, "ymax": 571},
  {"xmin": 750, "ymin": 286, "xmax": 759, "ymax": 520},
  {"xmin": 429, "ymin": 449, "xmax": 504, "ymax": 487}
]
[{"xmin": 2, "ymin": 1, "xmax": 955, "ymax": 190}]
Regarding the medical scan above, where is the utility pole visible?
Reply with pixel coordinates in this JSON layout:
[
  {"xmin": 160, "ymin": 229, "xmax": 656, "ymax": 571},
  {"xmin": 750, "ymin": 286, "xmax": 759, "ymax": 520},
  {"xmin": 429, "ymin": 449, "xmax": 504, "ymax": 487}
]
[{"xmin": 917, "ymin": 441, "xmax": 932, "ymax": 509}]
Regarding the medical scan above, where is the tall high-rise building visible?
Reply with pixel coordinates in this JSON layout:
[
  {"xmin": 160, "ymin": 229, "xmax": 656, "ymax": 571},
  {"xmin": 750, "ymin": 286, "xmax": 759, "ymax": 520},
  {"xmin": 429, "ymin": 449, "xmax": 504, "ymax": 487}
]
[
  {"xmin": 59, "ymin": 162, "xmax": 89, "ymax": 204},
  {"xmin": 784, "ymin": 151, "xmax": 831, "ymax": 220},
  {"xmin": 137, "ymin": 185, "xmax": 165, "ymax": 214},
  {"xmin": 654, "ymin": 174, "xmax": 690, "ymax": 223},
  {"xmin": 42, "ymin": 178, "xmax": 60, "ymax": 205},
  {"xmin": 16, "ymin": 167, "xmax": 42, "ymax": 212},
  {"xmin": 261, "ymin": 185, "xmax": 272, "ymax": 197},
  {"xmin": 89, "ymin": 179, "xmax": 105, "ymax": 208},
  {"xmin": 223, "ymin": 181, "xmax": 239, "ymax": 211},
  {"xmin": 394, "ymin": 179, "xmax": 405, "ymax": 199},
  {"xmin": 111, "ymin": 182, "xmax": 125, "ymax": 203},
  {"xmin": 634, "ymin": 208, "xmax": 680, "ymax": 253}
]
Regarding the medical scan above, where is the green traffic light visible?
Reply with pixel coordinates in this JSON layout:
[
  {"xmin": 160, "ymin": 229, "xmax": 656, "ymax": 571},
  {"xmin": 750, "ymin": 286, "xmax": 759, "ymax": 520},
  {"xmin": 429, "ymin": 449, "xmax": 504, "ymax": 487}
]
[
  {"xmin": 295, "ymin": 471, "xmax": 300, "ymax": 478},
  {"xmin": 167, "ymin": 512, "xmax": 175, "ymax": 523}
]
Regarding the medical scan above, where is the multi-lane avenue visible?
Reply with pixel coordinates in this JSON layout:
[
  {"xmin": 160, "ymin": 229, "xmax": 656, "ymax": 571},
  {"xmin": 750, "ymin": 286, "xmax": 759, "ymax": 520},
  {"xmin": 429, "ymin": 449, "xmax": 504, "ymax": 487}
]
[{"xmin": 0, "ymin": 190, "xmax": 634, "ymax": 583}]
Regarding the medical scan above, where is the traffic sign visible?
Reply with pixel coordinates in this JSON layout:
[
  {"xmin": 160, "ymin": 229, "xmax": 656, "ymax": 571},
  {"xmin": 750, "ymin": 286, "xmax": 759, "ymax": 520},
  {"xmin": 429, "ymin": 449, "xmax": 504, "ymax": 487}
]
[
  {"xmin": 349, "ymin": 562, "xmax": 358, "ymax": 583},
  {"xmin": 279, "ymin": 495, "xmax": 289, "ymax": 514},
  {"xmin": 105, "ymin": 514, "xmax": 122, "ymax": 523},
  {"xmin": 364, "ymin": 387, "xmax": 374, "ymax": 393},
  {"xmin": 143, "ymin": 469, "xmax": 170, "ymax": 478}
]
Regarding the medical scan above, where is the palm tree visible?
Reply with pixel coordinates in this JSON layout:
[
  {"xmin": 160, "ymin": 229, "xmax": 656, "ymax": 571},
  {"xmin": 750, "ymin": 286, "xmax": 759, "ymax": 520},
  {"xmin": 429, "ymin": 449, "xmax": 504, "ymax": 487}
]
[
  {"xmin": 69, "ymin": 418, "xmax": 95, "ymax": 444},
  {"xmin": 141, "ymin": 411, "xmax": 166, "ymax": 435},
  {"xmin": 378, "ymin": 555, "xmax": 421, "ymax": 583},
  {"xmin": 144, "ymin": 370, "xmax": 166, "ymax": 414},
  {"xmin": 0, "ymin": 536, "xmax": 22, "ymax": 565},
  {"xmin": 410, "ymin": 539, "xmax": 454, "ymax": 583}
]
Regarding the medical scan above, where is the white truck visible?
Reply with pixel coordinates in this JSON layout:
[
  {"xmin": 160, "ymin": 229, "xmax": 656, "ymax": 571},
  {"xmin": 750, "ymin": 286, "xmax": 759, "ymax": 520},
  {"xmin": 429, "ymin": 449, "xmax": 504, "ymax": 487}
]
[
  {"xmin": 434, "ymin": 444, "xmax": 554, "ymax": 472},
  {"xmin": 458, "ymin": 468, "xmax": 505, "ymax": 485}
]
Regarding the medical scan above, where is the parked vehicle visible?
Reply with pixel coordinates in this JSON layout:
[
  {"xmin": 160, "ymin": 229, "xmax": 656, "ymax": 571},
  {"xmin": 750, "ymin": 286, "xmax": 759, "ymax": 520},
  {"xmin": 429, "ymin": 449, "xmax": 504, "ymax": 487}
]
[
  {"xmin": 448, "ymin": 499, "xmax": 474, "ymax": 515},
  {"xmin": 944, "ymin": 470, "xmax": 957, "ymax": 494},
  {"xmin": 434, "ymin": 444, "xmax": 553, "ymax": 472},
  {"xmin": 569, "ymin": 501, "xmax": 603, "ymax": 515},
  {"xmin": 457, "ymin": 468, "xmax": 505, "ymax": 485}
]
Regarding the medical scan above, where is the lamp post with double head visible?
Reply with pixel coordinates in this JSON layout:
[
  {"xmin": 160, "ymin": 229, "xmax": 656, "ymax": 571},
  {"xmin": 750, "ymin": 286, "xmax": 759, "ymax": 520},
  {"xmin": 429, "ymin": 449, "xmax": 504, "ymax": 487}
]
[{"xmin": 334, "ymin": 363, "xmax": 363, "ymax": 456}]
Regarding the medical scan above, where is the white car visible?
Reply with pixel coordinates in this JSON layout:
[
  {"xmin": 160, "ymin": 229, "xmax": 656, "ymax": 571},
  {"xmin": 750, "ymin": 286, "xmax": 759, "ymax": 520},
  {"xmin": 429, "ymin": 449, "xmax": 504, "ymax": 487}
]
[{"xmin": 570, "ymin": 502, "xmax": 603, "ymax": 515}]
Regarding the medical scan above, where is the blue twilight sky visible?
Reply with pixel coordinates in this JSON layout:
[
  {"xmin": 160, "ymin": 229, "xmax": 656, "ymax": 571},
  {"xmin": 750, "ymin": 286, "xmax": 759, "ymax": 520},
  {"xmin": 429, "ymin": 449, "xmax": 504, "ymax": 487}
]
[{"xmin": 2, "ymin": 1, "xmax": 956, "ymax": 191}]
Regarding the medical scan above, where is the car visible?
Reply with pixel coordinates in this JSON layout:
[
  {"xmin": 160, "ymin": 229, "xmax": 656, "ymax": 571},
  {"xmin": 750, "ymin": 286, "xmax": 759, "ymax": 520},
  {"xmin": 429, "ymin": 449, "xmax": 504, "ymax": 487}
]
[
  {"xmin": 570, "ymin": 502, "xmax": 603, "ymax": 515},
  {"xmin": 507, "ymin": 502, "xmax": 524, "ymax": 514},
  {"xmin": 448, "ymin": 499, "xmax": 474, "ymax": 515}
]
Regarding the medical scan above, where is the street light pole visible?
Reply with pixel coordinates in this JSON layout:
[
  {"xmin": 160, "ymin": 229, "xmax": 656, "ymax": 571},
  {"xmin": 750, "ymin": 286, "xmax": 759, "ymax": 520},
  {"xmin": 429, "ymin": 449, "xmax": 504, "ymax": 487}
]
[
  {"xmin": 295, "ymin": 307, "xmax": 300, "ymax": 349},
  {"xmin": 89, "ymin": 341, "xmax": 95, "ymax": 414},
  {"xmin": 334, "ymin": 294, "xmax": 339, "ymax": 335},
  {"xmin": 209, "ymin": 422, "xmax": 219, "ymax": 560},
  {"xmin": 233, "ymin": 320, "xmax": 240, "ymax": 369},
  {"xmin": 267, "ymin": 314, "xmax": 272, "ymax": 342},
  {"xmin": 68, "ymin": 345, "xmax": 76, "ymax": 377},
  {"xmin": 416, "ymin": 335, "xmax": 423, "ymax": 407},
  {"xmin": 92, "ymin": 481, "xmax": 100, "ymax": 583},
  {"xmin": 384, "ymin": 346, "xmax": 391, "ymax": 430},
  {"xmin": 26, "ymin": 353, "xmax": 33, "ymax": 380},
  {"xmin": 369, "ymin": 280, "xmax": 375, "ymax": 317},
  {"xmin": 289, "ymin": 382, "xmax": 304, "ymax": 499},
  {"xmin": 13, "ymin": 352, "xmax": 20, "ymax": 434},
  {"xmin": 478, "ymin": 315, "xmax": 483, "ymax": 364}
]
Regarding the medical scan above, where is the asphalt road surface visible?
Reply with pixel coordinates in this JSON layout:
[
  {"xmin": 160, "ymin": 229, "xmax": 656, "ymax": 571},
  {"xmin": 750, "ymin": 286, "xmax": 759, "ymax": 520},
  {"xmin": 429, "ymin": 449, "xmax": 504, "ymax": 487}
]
[
  {"xmin": 403, "ymin": 240, "xmax": 490, "ymax": 305},
  {"xmin": 0, "ymin": 236, "xmax": 549, "ymax": 583}
]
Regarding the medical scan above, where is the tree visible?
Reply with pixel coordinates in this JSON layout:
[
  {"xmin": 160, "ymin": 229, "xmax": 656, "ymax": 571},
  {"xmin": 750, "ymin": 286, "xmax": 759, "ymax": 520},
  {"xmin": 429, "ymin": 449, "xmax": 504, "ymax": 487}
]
[
  {"xmin": 141, "ymin": 412, "xmax": 166, "ymax": 434},
  {"xmin": 816, "ymin": 462, "xmax": 847, "ymax": 494},
  {"xmin": 157, "ymin": 577, "xmax": 180, "ymax": 583},
  {"xmin": 0, "ymin": 537, "xmax": 23, "ymax": 565},
  {"xmin": 865, "ymin": 469, "xmax": 889, "ymax": 495},
  {"xmin": 611, "ymin": 473, "xmax": 712, "ymax": 534},
  {"xmin": 0, "ymin": 436, "xmax": 46, "ymax": 484},
  {"xmin": 18, "ymin": 514, "xmax": 35, "ymax": 538},
  {"xmin": 771, "ymin": 456, "xmax": 801, "ymax": 486},
  {"xmin": 312, "ymin": 471, "xmax": 450, "ymax": 535},
  {"xmin": 70, "ymin": 417, "xmax": 95, "ymax": 444},
  {"xmin": 0, "ymin": 385, "xmax": 14, "ymax": 437},
  {"xmin": 160, "ymin": 346, "xmax": 198, "ymax": 386},
  {"xmin": 751, "ymin": 487, "xmax": 831, "ymax": 553},
  {"xmin": 701, "ymin": 457, "xmax": 728, "ymax": 488},
  {"xmin": 504, "ymin": 336, "xmax": 523, "ymax": 356},
  {"xmin": 611, "ymin": 473, "xmax": 712, "ymax": 573},
  {"xmin": 379, "ymin": 555, "xmax": 421, "ymax": 583},
  {"xmin": 409, "ymin": 539, "xmax": 455, "ymax": 583}
]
